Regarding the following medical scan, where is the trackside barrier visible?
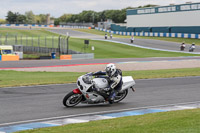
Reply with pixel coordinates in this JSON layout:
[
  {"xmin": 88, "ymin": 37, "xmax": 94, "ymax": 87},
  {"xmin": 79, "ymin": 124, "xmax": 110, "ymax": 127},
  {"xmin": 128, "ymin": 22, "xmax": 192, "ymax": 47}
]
[
  {"xmin": 1, "ymin": 55, "xmax": 19, "ymax": 61},
  {"xmin": 60, "ymin": 53, "xmax": 94, "ymax": 60},
  {"xmin": 0, "ymin": 24, "xmax": 89, "ymax": 29},
  {"xmin": 60, "ymin": 55, "xmax": 72, "ymax": 60},
  {"xmin": 96, "ymin": 28, "xmax": 200, "ymax": 39},
  {"xmin": 71, "ymin": 53, "xmax": 94, "ymax": 59}
]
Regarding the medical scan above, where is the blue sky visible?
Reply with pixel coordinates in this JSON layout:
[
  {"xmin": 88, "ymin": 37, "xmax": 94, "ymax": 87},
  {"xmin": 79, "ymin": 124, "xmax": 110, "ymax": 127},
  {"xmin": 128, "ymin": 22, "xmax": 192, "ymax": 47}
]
[{"xmin": 0, "ymin": 0, "xmax": 200, "ymax": 19}]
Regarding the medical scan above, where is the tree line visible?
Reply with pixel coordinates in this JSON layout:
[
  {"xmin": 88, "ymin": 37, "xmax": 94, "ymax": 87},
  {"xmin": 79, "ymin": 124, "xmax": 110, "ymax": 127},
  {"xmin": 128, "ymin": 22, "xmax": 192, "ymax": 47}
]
[
  {"xmin": 5, "ymin": 11, "xmax": 51, "ymax": 24},
  {"xmin": 55, "ymin": 9, "xmax": 127, "ymax": 25},
  {"xmin": 56, "ymin": 4, "xmax": 157, "ymax": 25},
  {"xmin": 4, "ymin": 4, "xmax": 157, "ymax": 25}
]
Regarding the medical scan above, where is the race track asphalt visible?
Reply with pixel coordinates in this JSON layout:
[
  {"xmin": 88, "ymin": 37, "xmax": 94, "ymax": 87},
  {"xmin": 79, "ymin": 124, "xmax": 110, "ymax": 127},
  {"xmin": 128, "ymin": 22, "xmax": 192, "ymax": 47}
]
[
  {"xmin": 1, "ymin": 57, "xmax": 200, "ymax": 68},
  {"xmin": 0, "ymin": 77, "xmax": 200, "ymax": 126},
  {"xmin": 47, "ymin": 29, "xmax": 200, "ymax": 52}
]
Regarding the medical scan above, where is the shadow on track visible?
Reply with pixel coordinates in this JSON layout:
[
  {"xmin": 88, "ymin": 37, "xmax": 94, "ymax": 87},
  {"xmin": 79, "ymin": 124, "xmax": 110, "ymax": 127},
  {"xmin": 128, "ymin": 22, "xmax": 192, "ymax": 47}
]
[{"xmin": 61, "ymin": 102, "xmax": 128, "ymax": 109}]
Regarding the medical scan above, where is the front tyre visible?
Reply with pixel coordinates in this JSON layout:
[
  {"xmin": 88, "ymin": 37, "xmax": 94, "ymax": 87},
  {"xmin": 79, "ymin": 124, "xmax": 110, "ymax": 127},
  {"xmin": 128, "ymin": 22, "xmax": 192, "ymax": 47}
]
[
  {"xmin": 114, "ymin": 89, "xmax": 128, "ymax": 103},
  {"xmin": 63, "ymin": 91, "xmax": 82, "ymax": 107}
]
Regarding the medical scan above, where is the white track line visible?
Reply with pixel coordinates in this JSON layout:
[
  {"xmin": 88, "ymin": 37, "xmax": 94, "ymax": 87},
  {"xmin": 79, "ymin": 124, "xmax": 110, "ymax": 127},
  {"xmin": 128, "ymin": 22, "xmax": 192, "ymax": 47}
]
[
  {"xmin": 0, "ymin": 101, "xmax": 200, "ymax": 127},
  {"xmin": 93, "ymin": 39, "xmax": 200, "ymax": 54}
]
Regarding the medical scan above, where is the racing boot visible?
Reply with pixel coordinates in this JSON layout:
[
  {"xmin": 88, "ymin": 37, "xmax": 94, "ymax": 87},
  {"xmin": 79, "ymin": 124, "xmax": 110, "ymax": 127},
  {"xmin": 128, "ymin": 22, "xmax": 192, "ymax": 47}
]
[{"xmin": 108, "ymin": 91, "xmax": 115, "ymax": 104}]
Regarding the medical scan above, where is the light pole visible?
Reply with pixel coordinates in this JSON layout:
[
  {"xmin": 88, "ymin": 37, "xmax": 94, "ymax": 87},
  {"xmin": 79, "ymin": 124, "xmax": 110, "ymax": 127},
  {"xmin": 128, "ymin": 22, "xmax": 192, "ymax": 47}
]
[
  {"xmin": 66, "ymin": 32, "xmax": 70, "ymax": 54},
  {"xmin": 92, "ymin": 12, "xmax": 95, "ymax": 24}
]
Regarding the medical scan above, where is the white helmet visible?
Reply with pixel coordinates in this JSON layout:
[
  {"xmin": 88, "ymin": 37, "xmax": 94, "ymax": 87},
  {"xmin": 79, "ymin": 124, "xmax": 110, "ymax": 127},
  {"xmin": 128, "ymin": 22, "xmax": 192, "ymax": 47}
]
[{"xmin": 105, "ymin": 63, "xmax": 116, "ymax": 77}]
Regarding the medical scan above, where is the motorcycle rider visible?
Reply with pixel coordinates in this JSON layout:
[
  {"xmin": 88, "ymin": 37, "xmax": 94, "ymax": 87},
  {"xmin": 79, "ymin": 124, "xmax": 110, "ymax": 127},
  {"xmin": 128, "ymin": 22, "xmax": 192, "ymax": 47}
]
[
  {"xmin": 130, "ymin": 35, "xmax": 134, "ymax": 43},
  {"xmin": 189, "ymin": 43, "xmax": 195, "ymax": 52},
  {"xmin": 93, "ymin": 63, "xmax": 123, "ymax": 104},
  {"xmin": 180, "ymin": 42, "xmax": 186, "ymax": 51},
  {"xmin": 105, "ymin": 33, "xmax": 108, "ymax": 39}
]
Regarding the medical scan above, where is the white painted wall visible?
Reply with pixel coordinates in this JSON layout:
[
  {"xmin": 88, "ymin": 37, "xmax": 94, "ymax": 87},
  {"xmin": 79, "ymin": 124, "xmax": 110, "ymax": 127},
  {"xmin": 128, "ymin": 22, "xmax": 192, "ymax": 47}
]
[{"xmin": 127, "ymin": 10, "xmax": 200, "ymax": 27}]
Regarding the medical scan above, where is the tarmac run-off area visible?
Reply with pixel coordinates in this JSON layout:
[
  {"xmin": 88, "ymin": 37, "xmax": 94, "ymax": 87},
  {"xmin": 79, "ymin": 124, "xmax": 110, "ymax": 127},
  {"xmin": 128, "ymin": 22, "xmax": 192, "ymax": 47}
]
[{"xmin": 6, "ymin": 59, "xmax": 200, "ymax": 72}]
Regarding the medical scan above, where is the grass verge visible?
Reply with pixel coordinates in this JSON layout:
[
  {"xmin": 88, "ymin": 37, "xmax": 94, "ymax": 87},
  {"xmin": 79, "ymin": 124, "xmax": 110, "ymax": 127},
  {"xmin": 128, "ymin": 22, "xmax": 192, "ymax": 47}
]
[
  {"xmin": 17, "ymin": 108, "xmax": 200, "ymax": 133},
  {"xmin": 0, "ymin": 27, "xmax": 59, "ymax": 36},
  {"xmin": 74, "ymin": 29, "xmax": 200, "ymax": 45},
  {"xmin": 0, "ymin": 67, "xmax": 200, "ymax": 87},
  {"xmin": 68, "ymin": 39, "xmax": 199, "ymax": 59}
]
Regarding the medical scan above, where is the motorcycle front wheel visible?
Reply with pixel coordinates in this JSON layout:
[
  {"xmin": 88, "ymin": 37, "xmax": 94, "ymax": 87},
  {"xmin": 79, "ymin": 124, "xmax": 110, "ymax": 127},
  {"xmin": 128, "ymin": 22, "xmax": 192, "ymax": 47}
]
[
  {"xmin": 114, "ymin": 89, "xmax": 128, "ymax": 103},
  {"xmin": 63, "ymin": 91, "xmax": 82, "ymax": 107}
]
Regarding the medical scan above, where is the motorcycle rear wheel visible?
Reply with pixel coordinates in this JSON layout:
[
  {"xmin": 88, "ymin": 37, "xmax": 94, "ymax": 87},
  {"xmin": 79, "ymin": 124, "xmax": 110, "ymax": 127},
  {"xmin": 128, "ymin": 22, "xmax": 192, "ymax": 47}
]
[
  {"xmin": 114, "ymin": 89, "xmax": 128, "ymax": 103},
  {"xmin": 63, "ymin": 91, "xmax": 82, "ymax": 107}
]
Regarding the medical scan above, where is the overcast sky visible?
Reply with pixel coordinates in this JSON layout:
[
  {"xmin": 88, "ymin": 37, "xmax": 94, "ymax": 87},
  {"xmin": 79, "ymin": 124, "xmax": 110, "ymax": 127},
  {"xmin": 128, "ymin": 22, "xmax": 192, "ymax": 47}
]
[{"xmin": 0, "ymin": 0, "xmax": 200, "ymax": 19}]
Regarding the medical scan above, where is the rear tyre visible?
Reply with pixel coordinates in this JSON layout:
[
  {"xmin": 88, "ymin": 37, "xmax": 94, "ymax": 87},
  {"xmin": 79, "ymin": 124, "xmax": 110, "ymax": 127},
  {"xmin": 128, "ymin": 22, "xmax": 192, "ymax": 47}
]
[
  {"xmin": 114, "ymin": 89, "xmax": 128, "ymax": 103},
  {"xmin": 63, "ymin": 91, "xmax": 82, "ymax": 107}
]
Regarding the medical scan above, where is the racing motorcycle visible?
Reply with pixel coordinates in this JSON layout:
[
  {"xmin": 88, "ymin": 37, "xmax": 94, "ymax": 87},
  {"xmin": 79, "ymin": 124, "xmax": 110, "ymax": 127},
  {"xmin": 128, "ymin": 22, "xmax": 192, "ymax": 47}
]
[{"xmin": 63, "ymin": 72, "xmax": 136, "ymax": 107}]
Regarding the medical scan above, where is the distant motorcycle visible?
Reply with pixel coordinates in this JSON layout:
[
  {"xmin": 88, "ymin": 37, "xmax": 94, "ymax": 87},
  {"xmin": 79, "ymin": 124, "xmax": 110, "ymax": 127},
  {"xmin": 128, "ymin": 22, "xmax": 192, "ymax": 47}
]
[
  {"xmin": 180, "ymin": 46, "xmax": 185, "ymax": 51},
  {"xmin": 63, "ymin": 73, "xmax": 136, "ymax": 107},
  {"xmin": 130, "ymin": 36, "xmax": 134, "ymax": 43},
  {"xmin": 180, "ymin": 43, "xmax": 185, "ymax": 51},
  {"xmin": 189, "ymin": 44, "xmax": 195, "ymax": 52}
]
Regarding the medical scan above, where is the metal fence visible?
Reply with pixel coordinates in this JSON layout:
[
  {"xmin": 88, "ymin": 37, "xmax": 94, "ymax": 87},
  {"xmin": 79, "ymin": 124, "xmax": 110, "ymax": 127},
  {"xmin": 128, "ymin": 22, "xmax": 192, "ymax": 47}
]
[
  {"xmin": 0, "ymin": 34, "xmax": 80, "ymax": 55},
  {"xmin": 16, "ymin": 46, "xmax": 81, "ymax": 54},
  {"xmin": 0, "ymin": 34, "xmax": 59, "ymax": 48}
]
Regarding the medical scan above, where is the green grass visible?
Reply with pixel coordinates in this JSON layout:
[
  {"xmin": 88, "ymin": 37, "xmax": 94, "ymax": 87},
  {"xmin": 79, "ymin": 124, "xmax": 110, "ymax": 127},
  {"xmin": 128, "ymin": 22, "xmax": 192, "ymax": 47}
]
[
  {"xmin": 17, "ymin": 108, "xmax": 200, "ymax": 133},
  {"xmin": 74, "ymin": 29, "xmax": 200, "ymax": 45},
  {"xmin": 123, "ymin": 67, "xmax": 200, "ymax": 79},
  {"xmin": 23, "ymin": 54, "xmax": 41, "ymax": 59},
  {"xmin": 0, "ymin": 71, "xmax": 84, "ymax": 87},
  {"xmin": 1, "ymin": 67, "xmax": 200, "ymax": 87},
  {"xmin": 68, "ymin": 39, "xmax": 199, "ymax": 58},
  {"xmin": 0, "ymin": 28, "xmax": 58, "ymax": 36}
]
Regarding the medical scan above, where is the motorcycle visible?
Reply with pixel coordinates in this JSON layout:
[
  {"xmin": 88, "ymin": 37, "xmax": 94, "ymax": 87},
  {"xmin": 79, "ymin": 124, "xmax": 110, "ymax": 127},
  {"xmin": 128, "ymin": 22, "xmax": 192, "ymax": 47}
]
[
  {"xmin": 63, "ymin": 72, "xmax": 136, "ymax": 107},
  {"xmin": 180, "ymin": 45, "xmax": 185, "ymax": 51},
  {"xmin": 189, "ymin": 46, "xmax": 195, "ymax": 52}
]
